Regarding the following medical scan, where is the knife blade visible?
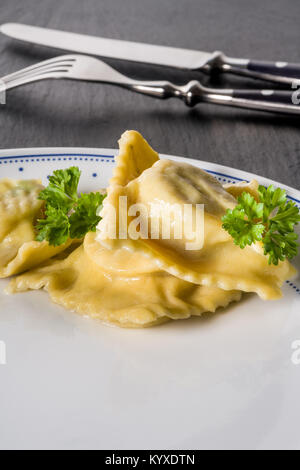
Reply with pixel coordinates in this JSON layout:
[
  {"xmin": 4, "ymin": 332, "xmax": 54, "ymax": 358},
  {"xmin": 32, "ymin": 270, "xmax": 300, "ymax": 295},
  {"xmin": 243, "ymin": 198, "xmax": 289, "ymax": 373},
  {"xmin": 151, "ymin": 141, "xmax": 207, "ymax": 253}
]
[
  {"xmin": 1, "ymin": 22, "xmax": 300, "ymax": 85},
  {"xmin": 0, "ymin": 23, "xmax": 216, "ymax": 70}
]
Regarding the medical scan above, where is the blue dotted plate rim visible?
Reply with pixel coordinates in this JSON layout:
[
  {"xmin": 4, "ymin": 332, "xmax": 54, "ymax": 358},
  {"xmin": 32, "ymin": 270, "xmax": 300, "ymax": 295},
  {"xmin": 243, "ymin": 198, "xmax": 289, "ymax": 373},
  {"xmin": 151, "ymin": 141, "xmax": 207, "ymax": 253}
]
[{"xmin": 1, "ymin": 151, "xmax": 299, "ymax": 205}]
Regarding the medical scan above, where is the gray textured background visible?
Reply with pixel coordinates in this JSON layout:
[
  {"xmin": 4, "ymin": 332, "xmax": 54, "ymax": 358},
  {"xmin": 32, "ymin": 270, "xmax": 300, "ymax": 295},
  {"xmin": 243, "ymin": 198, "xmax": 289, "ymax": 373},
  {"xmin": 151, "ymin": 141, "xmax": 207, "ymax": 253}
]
[{"xmin": 0, "ymin": 0, "xmax": 299, "ymax": 188}]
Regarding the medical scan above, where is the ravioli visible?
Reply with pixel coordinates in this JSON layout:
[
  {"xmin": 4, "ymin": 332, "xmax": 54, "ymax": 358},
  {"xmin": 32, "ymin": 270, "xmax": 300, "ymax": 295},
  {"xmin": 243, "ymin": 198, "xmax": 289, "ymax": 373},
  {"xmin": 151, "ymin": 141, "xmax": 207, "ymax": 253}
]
[
  {"xmin": 224, "ymin": 180, "xmax": 261, "ymax": 200},
  {"xmin": 3, "ymin": 132, "xmax": 298, "ymax": 328},
  {"xmin": 97, "ymin": 131, "xmax": 296, "ymax": 300},
  {"xmin": 8, "ymin": 232, "xmax": 242, "ymax": 328},
  {"xmin": 0, "ymin": 179, "xmax": 72, "ymax": 278}
]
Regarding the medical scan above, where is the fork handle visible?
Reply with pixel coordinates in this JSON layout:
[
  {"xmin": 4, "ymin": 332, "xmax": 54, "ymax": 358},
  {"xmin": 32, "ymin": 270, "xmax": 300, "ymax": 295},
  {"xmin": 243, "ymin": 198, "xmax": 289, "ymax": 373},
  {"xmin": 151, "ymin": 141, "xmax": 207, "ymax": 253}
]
[
  {"xmin": 202, "ymin": 87, "xmax": 300, "ymax": 115},
  {"xmin": 128, "ymin": 80, "xmax": 300, "ymax": 115},
  {"xmin": 2, "ymin": 68, "xmax": 300, "ymax": 115}
]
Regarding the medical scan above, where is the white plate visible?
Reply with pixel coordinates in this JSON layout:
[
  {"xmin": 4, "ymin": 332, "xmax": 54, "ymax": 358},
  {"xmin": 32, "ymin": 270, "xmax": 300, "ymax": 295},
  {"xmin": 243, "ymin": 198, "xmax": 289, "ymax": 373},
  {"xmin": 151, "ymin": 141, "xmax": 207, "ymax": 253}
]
[{"xmin": 0, "ymin": 147, "xmax": 299, "ymax": 451}]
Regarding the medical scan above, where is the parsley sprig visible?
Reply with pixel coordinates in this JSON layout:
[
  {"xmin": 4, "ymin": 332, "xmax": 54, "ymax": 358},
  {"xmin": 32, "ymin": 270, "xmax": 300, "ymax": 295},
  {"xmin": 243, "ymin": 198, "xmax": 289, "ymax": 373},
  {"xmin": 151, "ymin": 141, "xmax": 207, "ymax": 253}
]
[
  {"xmin": 36, "ymin": 167, "xmax": 105, "ymax": 246},
  {"xmin": 222, "ymin": 185, "xmax": 300, "ymax": 265}
]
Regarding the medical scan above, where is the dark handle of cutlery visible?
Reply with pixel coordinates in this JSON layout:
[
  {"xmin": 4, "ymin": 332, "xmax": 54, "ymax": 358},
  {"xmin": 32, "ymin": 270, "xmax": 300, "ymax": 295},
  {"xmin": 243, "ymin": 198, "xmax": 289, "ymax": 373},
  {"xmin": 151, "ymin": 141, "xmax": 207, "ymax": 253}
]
[
  {"xmin": 201, "ymin": 87, "xmax": 300, "ymax": 115},
  {"xmin": 232, "ymin": 89, "xmax": 298, "ymax": 105},
  {"xmin": 129, "ymin": 80, "xmax": 300, "ymax": 115},
  {"xmin": 219, "ymin": 55, "xmax": 300, "ymax": 86}
]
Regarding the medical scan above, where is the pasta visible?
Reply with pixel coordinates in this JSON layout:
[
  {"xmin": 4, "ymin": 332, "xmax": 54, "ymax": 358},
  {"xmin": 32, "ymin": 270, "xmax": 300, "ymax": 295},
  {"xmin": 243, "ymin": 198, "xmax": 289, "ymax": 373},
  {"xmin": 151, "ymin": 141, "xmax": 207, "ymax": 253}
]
[
  {"xmin": 0, "ymin": 179, "xmax": 72, "ymax": 278},
  {"xmin": 1, "ymin": 131, "xmax": 298, "ymax": 327},
  {"xmin": 97, "ymin": 131, "xmax": 296, "ymax": 300}
]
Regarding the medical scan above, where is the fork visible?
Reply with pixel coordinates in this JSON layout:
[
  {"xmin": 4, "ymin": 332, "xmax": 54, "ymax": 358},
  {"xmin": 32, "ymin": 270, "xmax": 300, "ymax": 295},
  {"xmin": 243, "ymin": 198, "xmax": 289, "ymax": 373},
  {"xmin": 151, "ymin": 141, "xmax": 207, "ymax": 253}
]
[{"xmin": 1, "ymin": 54, "xmax": 300, "ymax": 115}]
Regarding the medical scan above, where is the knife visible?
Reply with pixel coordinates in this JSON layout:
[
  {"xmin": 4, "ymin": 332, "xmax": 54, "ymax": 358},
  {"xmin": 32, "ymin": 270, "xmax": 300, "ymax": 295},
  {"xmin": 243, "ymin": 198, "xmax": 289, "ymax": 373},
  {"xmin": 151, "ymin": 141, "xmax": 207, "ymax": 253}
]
[{"xmin": 1, "ymin": 22, "xmax": 300, "ymax": 86}]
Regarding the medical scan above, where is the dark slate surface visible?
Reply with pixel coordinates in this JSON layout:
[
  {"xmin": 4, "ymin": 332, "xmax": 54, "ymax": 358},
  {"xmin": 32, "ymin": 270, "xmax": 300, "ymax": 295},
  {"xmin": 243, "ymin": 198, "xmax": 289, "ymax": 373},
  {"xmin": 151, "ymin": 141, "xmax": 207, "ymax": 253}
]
[{"xmin": 0, "ymin": 0, "xmax": 299, "ymax": 189}]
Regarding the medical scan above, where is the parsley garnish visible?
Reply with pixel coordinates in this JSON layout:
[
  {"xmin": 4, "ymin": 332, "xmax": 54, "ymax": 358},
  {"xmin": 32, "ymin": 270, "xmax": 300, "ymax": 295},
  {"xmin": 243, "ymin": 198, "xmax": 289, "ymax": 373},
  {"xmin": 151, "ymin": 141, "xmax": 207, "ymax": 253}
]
[
  {"xmin": 222, "ymin": 185, "xmax": 300, "ymax": 265},
  {"xmin": 36, "ymin": 167, "xmax": 105, "ymax": 246}
]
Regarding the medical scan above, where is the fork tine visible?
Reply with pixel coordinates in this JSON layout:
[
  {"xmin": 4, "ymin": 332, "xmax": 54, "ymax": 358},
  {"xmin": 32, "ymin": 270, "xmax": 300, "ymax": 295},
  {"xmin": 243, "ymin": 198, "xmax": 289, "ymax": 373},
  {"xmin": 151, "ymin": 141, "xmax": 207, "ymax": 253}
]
[
  {"xmin": 2, "ymin": 57, "xmax": 76, "ymax": 83},
  {"xmin": 3, "ymin": 62, "xmax": 75, "ymax": 85},
  {"xmin": 2, "ymin": 69, "xmax": 72, "ymax": 91},
  {"xmin": 1, "ymin": 55, "xmax": 77, "ymax": 84}
]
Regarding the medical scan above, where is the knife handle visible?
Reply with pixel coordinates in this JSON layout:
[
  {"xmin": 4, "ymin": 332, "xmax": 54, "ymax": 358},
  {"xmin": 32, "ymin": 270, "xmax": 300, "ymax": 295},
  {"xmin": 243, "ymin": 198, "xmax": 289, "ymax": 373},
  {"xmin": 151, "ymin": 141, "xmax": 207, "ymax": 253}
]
[{"xmin": 219, "ymin": 54, "xmax": 300, "ymax": 86}]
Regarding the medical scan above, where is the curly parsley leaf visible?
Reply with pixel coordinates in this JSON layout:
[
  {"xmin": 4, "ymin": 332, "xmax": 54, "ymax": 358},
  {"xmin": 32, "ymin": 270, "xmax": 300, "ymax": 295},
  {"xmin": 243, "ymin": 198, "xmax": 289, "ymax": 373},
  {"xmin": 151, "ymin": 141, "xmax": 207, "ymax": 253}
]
[
  {"xmin": 222, "ymin": 184, "xmax": 300, "ymax": 265},
  {"xmin": 36, "ymin": 206, "xmax": 70, "ymax": 247},
  {"xmin": 222, "ymin": 206, "xmax": 265, "ymax": 249},
  {"xmin": 258, "ymin": 185, "xmax": 287, "ymax": 220},
  {"xmin": 38, "ymin": 167, "xmax": 81, "ymax": 212},
  {"xmin": 48, "ymin": 167, "xmax": 81, "ymax": 200},
  {"xmin": 69, "ymin": 193, "xmax": 104, "ymax": 239},
  {"xmin": 263, "ymin": 230, "xmax": 298, "ymax": 266},
  {"xmin": 36, "ymin": 167, "xmax": 106, "ymax": 246},
  {"xmin": 38, "ymin": 185, "xmax": 74, "ymax": 212},
  {"xmin": 237, "ymin": 192, "xmax": 264, "ymax": 221}
]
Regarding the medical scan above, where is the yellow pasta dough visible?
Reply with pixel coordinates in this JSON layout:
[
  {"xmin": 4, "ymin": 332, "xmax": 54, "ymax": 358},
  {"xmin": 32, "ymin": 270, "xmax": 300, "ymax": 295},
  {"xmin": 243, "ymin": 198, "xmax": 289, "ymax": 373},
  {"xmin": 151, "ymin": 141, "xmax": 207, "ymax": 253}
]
[
  {"xmin": 8, "ymin": 232, "xmax": 242, "ymax": 328},
  {"xmin": 2, "ymin": 131, "xmax": 298, "ymax": 328},
  {"xmin": 97, "ymin": 131, "xmax": 296, "ymax": 300},
  {"xmin": 0, "ymin": 179, "xmax": 72, "ymax": 277}
]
